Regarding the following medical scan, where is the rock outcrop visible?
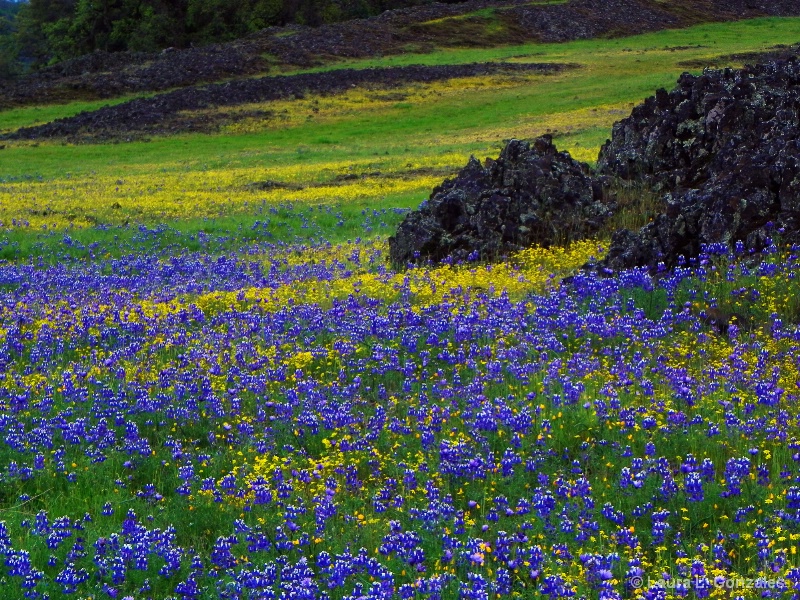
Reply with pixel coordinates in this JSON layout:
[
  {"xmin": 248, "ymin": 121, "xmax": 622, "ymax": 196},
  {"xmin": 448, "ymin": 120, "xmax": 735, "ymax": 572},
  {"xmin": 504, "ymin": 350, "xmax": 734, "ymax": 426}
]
[
  {"xmin": 389, "ymin": 136, "xmax": 610, "ymax": 265},
  {"xmin": 392, "ymin": 53, "xmax": 800, "ymax": 271},
  {"xmin": 596, "ymin": 54, "xmax": 800, "ymax": 271}
]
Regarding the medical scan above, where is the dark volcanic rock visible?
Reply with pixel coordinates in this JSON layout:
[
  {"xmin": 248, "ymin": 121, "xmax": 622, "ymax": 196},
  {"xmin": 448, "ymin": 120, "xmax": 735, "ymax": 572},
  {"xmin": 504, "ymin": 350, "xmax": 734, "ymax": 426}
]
[
  {"xmin": 502, "ymin": 0, "xmax": 681, "ymax": 43},
  {"xmin": 389, "ymin": 136, "xmax": 610, "ymax": 266},
  {"xmin": 596, "ymin": 54, "xmax": 800, "ymax": 271}
]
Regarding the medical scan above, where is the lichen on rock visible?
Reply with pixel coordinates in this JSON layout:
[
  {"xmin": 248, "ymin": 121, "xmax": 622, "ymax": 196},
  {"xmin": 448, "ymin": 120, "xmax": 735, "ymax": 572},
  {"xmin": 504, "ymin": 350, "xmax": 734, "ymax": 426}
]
[
  {"xmin": 388, "ymin": 136, "xmax": 611, "ymax": 266},
  {"xmin": 596, "ymin": 54, "xmax": 800, "ymax": 271}
]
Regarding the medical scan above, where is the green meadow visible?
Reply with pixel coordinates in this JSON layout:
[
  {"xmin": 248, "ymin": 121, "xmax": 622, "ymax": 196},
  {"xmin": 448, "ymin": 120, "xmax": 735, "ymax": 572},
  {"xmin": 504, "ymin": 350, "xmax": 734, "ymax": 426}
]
[
  {"xmin": 2, "ymin": 17, "xmax": 798, "ymax": 180},
  {"xmin": 0, "ymin": 17, "xmax": 795, "ymax": 262},
  {"xmin": 0, "ymin": 17, "xmax": 797, "ymax": 259}
]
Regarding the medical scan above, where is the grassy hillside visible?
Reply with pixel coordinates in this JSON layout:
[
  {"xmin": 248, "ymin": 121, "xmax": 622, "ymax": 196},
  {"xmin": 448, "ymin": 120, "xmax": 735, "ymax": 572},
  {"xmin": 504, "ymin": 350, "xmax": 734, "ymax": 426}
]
[{"xmin": 0, "ymin": 17, "xmax": 797, "ymax": 262}]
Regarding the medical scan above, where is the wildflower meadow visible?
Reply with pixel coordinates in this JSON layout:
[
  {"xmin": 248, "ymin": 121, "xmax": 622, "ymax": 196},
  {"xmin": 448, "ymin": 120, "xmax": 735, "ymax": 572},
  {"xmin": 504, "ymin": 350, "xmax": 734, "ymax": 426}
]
[
  {"xmin": 1, "ymin": 14, "xmax": 800, "ymax": 600},
  {"xmin": 3, "ymin": 227, "xmax": 800, "ymax": 599}
]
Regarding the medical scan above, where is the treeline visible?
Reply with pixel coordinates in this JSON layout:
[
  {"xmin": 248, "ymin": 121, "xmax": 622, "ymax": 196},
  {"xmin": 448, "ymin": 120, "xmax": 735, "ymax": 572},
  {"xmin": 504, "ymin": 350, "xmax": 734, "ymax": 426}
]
[
  {"xmin": 0, "ymin": 2, "xmax": 19, "ymax": 76},
  {"xmin": 0, "ymin": 0, "xmax": 460, "ymax": 76}
]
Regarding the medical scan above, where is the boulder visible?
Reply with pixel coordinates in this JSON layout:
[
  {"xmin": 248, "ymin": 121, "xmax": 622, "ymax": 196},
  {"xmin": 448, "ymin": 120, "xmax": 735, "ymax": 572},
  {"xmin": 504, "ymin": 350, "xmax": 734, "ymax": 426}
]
[
  {"xmin": 596, "ymin": 54, "xmax": 800, "ymax": 270},
  {"xmin": 388, "ymin": 136, "xmax": 610, "ymax": 266}
]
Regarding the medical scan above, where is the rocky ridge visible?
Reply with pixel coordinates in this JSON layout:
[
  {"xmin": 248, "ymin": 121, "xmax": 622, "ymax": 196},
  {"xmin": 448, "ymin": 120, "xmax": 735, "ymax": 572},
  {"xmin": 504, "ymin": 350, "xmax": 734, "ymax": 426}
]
[
  {"xmin": 2, "ymin": 0, "xmax": 799, "ymax": 109},
  {"xmin": 392, "ymin": 51, "xmax": 800, "ymax": 271},
  {"xmin": 4, "ymin": 62, "xmax": 571, "ymax": 141}
]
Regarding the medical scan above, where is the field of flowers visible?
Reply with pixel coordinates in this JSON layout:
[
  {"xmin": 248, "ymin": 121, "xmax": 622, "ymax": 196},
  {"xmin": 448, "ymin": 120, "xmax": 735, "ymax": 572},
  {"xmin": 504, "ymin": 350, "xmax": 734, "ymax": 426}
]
[
  {"xmin": 2, "ymin": 231, "xmax": 800, "ymax": 599},
  {"xmin": 2, "ymin": 14, "xmax": 800, "ymax": 600}
]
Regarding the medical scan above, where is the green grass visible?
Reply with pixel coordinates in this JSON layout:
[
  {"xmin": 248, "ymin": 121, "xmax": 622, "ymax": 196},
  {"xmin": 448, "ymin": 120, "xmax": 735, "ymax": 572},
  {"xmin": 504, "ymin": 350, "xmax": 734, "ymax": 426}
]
[
  {"xmin": 0, "ymin": 16, "xmax": 796, "ymax": 259},
  {"xmin": 0, "ymin": 93, "xmax": 155, "ymax": 134},
  {"xmin": 290, "ymin": 16, "xmax": 799, "ymax": 72},
  {"xmin": 0, "ymin": 198, "xmax": 412, "ymax": 263},
  {"xmin": 1, "ymin": 17, "xmax": 797, "ymax": 179}
]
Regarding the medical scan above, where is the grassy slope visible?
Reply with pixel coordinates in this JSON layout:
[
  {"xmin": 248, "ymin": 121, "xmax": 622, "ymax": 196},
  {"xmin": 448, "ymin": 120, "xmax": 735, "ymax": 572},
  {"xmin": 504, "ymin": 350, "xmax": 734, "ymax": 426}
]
[
  {"xmin": 0, "ymin": 94, "xmax": 155, "ymax": 134},
  {"xmin": 0, "ymin": 17, "xmax": 797, "ymax": 259}
]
